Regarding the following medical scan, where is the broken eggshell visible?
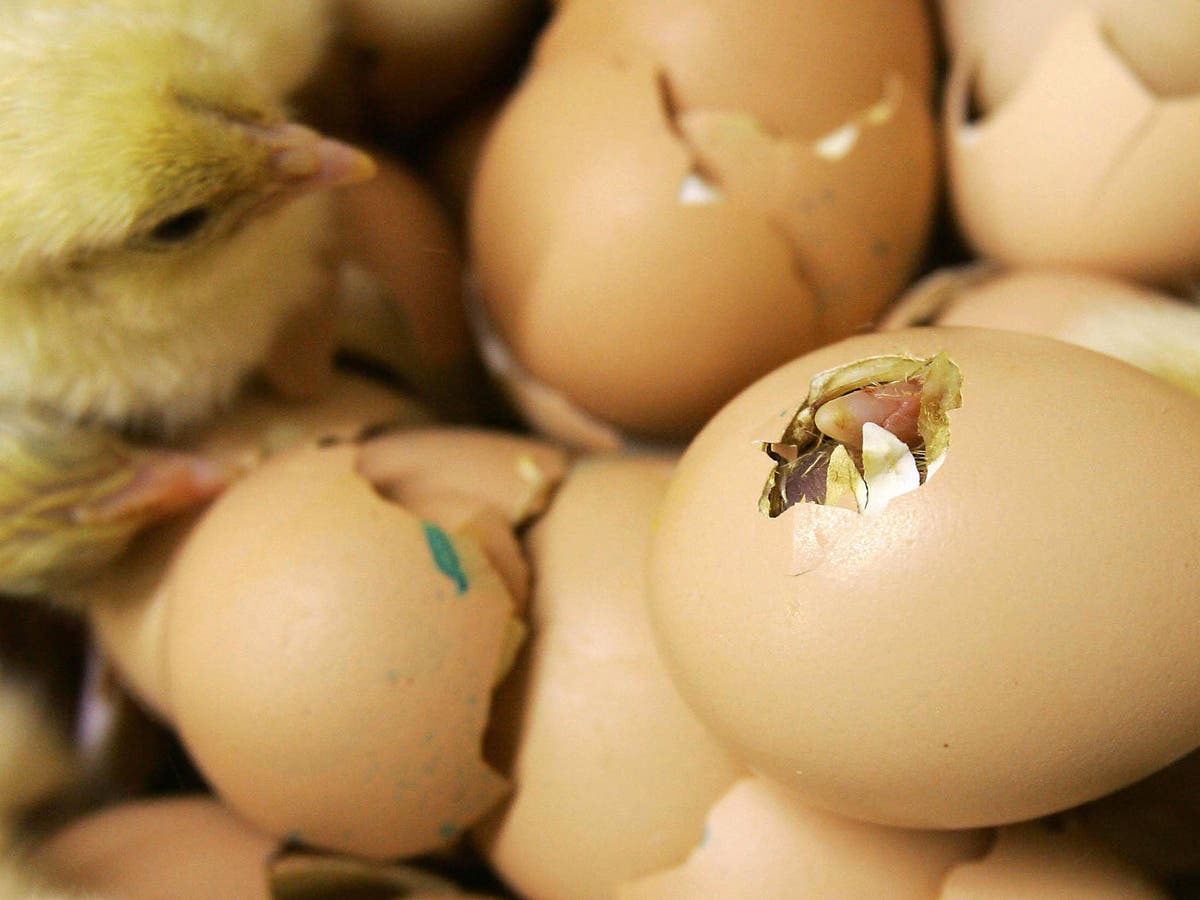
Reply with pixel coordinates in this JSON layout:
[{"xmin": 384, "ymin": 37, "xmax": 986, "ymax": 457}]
[
  {"xmin": 881, "ymin": 265, "xmax": 1200, "ymax": 398},
  {"xmin": 470, "ymin": 43, "xmax": 937, "ymax": 441},
  {"xmin": 80, "ymin": 372, "xmax": 431, "ymax": 721},
  {"xmin": 946, "ymin": 9, "xmax": 1200, "ymax": 291},
  {"xmin": 474, "ymin": 455, "xmax": 745, "ymax": 900},
  {"xmin": 648, "ymin": 327, "xmax": 1200, "ymax": 830},
  {"xmin": 85, "ymin": 424, "xmax": 567, "ymax": 861},
  {"xmin": 161, "ymin": 431, "xmax": 566, "ymax": 860},
  {"xmin": 619, "ymin": 776, "xmax": 988, "ymax": 900}
]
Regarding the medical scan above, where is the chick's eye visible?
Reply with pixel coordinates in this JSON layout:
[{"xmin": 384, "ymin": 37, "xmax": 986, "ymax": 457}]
[{"xmin": 148, "ymin": 206, "xmax": 210, "ymax": 243}]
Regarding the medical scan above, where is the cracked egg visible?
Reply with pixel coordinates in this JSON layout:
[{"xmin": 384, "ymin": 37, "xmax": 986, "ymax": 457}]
[
  {"xmin": 469, "ymin": 3, "xmax": 937, "ymax": 442},
  {"xmin": 88, "ymin": 424, "xmax": 568, "ymax": 861},
  {"xmin": 945, "ymin": 8, "xmax": 1200, "ymax": 291},
  {"xmin": 648, "ymin": 326, "xmax": 1200, "ymax": 830}
]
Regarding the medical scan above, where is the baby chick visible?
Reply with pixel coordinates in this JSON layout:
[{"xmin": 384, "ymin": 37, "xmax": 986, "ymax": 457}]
[{"xmin": 0, "ymin": 3, "xmax": 375, "ymax": 597}]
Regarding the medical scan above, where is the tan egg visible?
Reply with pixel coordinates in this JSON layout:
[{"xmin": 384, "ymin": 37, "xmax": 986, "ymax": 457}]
[
  {"xmin": 648, "ymin": 327, "xmax": 1200, "ymax": 829},
  {"xmin": 474, "ymin": 455, "xmax": 745, "ymax": 900},
  {"xmin": 29, "ymin": 796, "xmax": 278, "ymax": 900},
  {"xmin": 620, "ymin": 776, "xmax": 988, "ymax": 899},
  {"xmin": 945, "ymin": 9, "xmax": 1200, "ymax": 290},
  {"xmin": 81, "ymin": 372, "xmax": 427, "ymax": 720},
  {"xmin": 336, "ymin": 151, "xmax": 479, "ymax": 418},
  {"xmin": 881, "ymin": 266, "xmax": 1200, "ymax": 397},
  {"xmin": 338, "ymin": 0, "xmax": 542, "ymax": 136},
  {"xmin": 162, "ymin": 431, "xmax": 567, "ymax": 860},
  {"xmin": 937, "ymin": 0, "xmax": 1200, "ymax": 111},
  {"xmin": 537, "ymin": 0, "xmax": 936, "ymax": 135},
  {"xmin": 471, "ymin": 44, "xmax": 935, "ymax": 441},
  {"xmin": 938, "ymin": 821, "xmax": 1166, "ymax": 899}
]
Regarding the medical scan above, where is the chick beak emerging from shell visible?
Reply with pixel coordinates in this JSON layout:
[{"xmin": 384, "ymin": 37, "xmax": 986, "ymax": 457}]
[{"xmin": 261, "ymin": 122, "xmax": 377, "ymax": 193}]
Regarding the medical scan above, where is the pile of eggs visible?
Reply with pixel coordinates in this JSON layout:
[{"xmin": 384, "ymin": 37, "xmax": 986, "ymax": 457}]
[{"xmin": 9, "ymin": 1, "xmax": 1200, "ymax": 897}]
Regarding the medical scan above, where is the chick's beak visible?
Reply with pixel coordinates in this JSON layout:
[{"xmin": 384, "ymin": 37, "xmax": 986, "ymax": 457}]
[{"xmin": 264, "ymin": 123, "xmax": 377, "ymax": 192}]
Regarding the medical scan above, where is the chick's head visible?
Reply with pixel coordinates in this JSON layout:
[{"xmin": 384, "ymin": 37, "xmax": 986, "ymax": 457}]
[{"xmin": 0, "ymin": 6, "xmax": 371, "ymax": 282}]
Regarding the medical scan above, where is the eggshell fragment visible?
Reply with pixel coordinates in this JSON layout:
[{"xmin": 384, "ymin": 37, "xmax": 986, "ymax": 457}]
[
  {"xmin": 619, "ymin": 776, "xmax": 988, "ymax": 899},
  {"xmin": 475, "ymin": 456, "xmax": 745, "ymax": 900},
  {"xmin": 946, "ymin": 9, "xmax": 1200, "ymax": 290},
  {"xmin": 881, "ymin": 266, "xmax": 1200, "ymax": 397},
  {"xmin": 30, "ymin": 796, "xmax": 278, "ymax": 900},
  {"xmin": 938, "ymin": 822, "xmax": 1166, "ymax": 899},
  {"xmin": 164, "ymin": 443, "xmax": 519, "ymax": 858},
  {"xmin": 648, "ymin": 327, "xmax": 1200, "ymax": 829}
]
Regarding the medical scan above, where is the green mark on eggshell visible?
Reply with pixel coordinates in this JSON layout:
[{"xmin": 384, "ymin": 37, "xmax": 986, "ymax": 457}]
[{"xmin": 422, "ymin": 522, "xmax": 468, "ymax": 595}]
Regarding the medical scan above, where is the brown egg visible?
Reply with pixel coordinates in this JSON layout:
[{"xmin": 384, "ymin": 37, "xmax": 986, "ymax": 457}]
[
  {"xmin": 945, "ymin": 9, "xmax": 1200, "ymax": 290},
  {"xmin": 475, "ymin": 455, "xmax": 745, "ymax": 900},
  {"xmin": 938, "ymin": 821, "xmax": 1166, "ymax": 899},
  {"xmin": 471, "ymin": 27, "xmax": 936, "ymax": 440},
  {"xmin": 160, "ymin": 430, "xmax": 566, "ymax": 860},
  {"xmin": 648, "ymin": 327, "xmax": 1200, "ymax": 829},
  {"xmin": 620, "ymin": 776, "xmax": 988, "ymax": 899},
  {"xmin": 881, "ymin": 266, "xmax": 1200, "ymax": 397},
  {"xmin": 30, "ymin": 796, "xmax": 279, "ymax": 900}
]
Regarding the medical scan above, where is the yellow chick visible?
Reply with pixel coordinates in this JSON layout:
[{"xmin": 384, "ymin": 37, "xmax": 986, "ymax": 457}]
[{"xmin": 0, "ymin": 2, "xmax": 375, "ymax": 597}]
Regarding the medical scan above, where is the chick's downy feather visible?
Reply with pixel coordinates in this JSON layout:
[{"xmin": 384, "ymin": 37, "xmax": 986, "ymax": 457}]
[
  {"xmin": 0, "ymin": 2, "xmax": 373, "ymax": 596},
  {"xmin": 0, "ymin": 3, "xmax": 369, "ymax": 431}
]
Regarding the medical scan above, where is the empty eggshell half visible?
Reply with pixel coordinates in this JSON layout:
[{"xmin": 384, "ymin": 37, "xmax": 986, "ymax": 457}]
[
  {"xmin": 881, "ymin": 266, "xmax": 1200, "ymax": 398},
  {"xmin": 946, "ymin": 9, "xmax": 1200, "ymax": 290},
  {"xmin": 648, "ymin": 327, "xmax": 1200, "ymax": 829},
  {"xmin": 81, "ymin": 373, "xmax": 429, "ymax": 720},
  {"xmin": 938, "ymin": 822, "xmax": 1166, "ymax": 899},
  {"xmin": 619, "ymin": 776, "xmax": 988, "ymax": 899},
  {"xmin": 475, "ymin": 455, "xmax": 745, "ymax": 900},
  {"xmin": 164, "ymin": 444, "xmax": 515, "ymax": 858}
]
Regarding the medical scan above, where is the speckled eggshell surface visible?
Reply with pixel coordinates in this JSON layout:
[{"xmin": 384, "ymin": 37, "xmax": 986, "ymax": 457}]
[{"xmin": 647, "ymin": 326, "xmax": 1200, "ymax": 830}]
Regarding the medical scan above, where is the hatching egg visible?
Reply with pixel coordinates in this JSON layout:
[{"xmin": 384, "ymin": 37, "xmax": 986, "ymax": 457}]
[{"xmin": 648, "ymin": 327, "xmax": 1200, "ymax": 829}]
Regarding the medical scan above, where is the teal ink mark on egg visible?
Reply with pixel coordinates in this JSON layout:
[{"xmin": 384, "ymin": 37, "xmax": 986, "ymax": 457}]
[{"xmin": 422, "ymin": 522, "xmax": 468, "ymax": 594}]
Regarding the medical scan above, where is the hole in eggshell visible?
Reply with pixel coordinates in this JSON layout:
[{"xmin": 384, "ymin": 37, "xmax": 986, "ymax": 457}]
[{"xmin": 758, "ymin": 353, "xmax": 961, "ymax": 516}]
